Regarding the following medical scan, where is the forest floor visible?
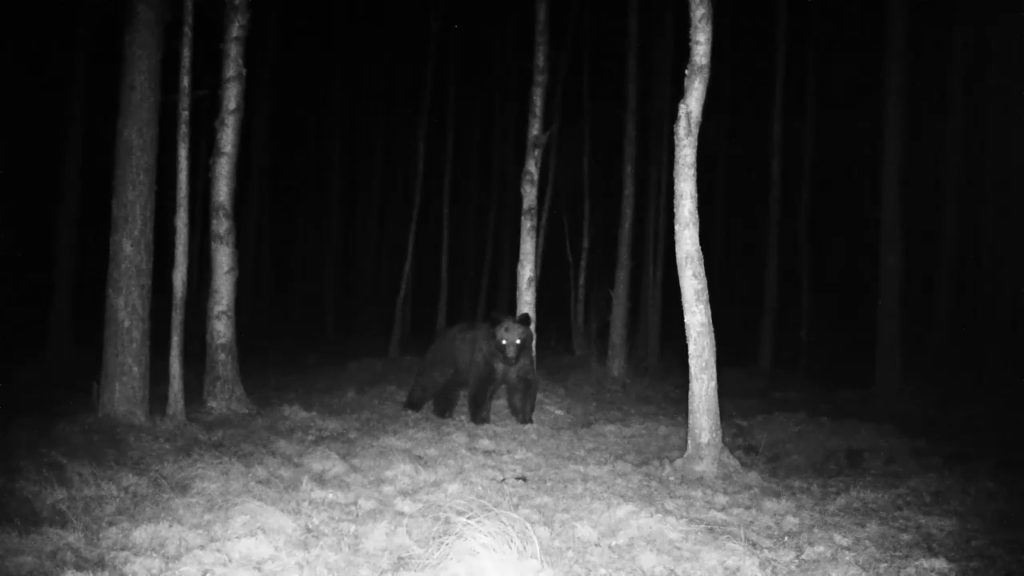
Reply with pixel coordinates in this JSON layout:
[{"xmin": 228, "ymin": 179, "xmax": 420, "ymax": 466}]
[{"xmin": 0, "ymin": 353, "xmax": 1019, "ymax": 575}]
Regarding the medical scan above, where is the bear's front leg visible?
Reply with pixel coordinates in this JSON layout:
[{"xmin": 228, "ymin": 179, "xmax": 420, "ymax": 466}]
[
  {"xmin": 467, "ymin": 373, "xmax": 497, "ymax": 424},
  {"xmin": 506, "ymin": 375, "xmax": 536, "ymax": 425}
]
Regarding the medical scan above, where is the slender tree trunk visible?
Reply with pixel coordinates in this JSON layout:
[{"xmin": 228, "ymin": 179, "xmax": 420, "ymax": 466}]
[
  {"xmin": 675, "ymin": 0, "xmax": 736, "ymax": 479},
  {"xmin": 607, "ymin": 0, "xmax": 639, "ymax": 379},
  {"xmin": 477, "ymin": 40, "xmax": 505, "ymax": 322},
  {"xmin": 647, "ymin": 3, "xmax": 675, "ymax": 371},
  {"xmin": 47, "ymin": 6, "xmax": 91, "ymax": 371},
  {"xmin": 874, "ymin": 0, "xmax": 906, "ymax": 398},
  {"xmin": 437, "ymin": 27, "xmax": 457, "ymax": 332},
  {"xmin": 99, "ymin": 0, "xmax": 164, "ymax": 423},
  {"xmin": 757, "ymin": 0, "xmax": 788, "ymax": 372},
  {"xmin": 535, "ymin": 0, "xmax": 578, "ymax": 293},
  {"xmin": 325, "ymin": 38, "xmax": 344, "ymax": 340},
  {"xmin": 204, "ymin": 0, "xmax": 253, "ymax": 413},
  {"xmin": 168, "ymin": 0, "xmax": 194, "ymax": 421},
  {"xmin": 933, "ymin": 20, "xmax": 966, "ymax": 365},
  {"xmin": 571, "ymin": 8, "xmax": 593, "ymax": 357},
  {"xmin": 516, "ymin": 0, "xmax": 550, "ymax": 358},
  {"xmin": 390, "ymin": 18, "xmax": 439, "ymax": 357},
  {"xmin": 797, "ymin": 0, "xmax": 818, "ymax": 375}
]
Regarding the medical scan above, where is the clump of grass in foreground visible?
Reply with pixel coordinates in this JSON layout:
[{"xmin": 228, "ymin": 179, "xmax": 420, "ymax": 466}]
[{"xmin": 406, "ymin": 498, "xmax": 553, "ymax": 576}]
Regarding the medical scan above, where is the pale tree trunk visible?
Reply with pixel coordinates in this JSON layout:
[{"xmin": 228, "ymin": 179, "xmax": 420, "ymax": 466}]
[
  {"xmin": 757, "ymin": 0, "xmax": 788, "ymax": 372},
  {"xmin": 99, "ymin": 0, "xmax": 164, "ymax": 423},
  {"xmin": 933, "ymin": 20, "xmax": 967, "ymax": 365},
  {"xmin": 168, "ymin": 0, "xmax": 194, "ymax": 421},
  {"xmin": 607, "ymin": 0, "xmax": 638, "ymax": 379},
  {"xmin": 437, "ymin": 27, "xmax": 457, "ymax": 332},
  {"xmin": 204, "ymin": 0, "xmax": 253, "ymax": 413},
  {"xmin": 797, "ymin": 0, "xmax": 818, "ymax": 375},
  {"xmin": 390, "ymin": 17, "xmax": 439, "ymax": 356},
  {"xmin": 874, "ymin": 0, "xmax": 906, "ymax": 398},
  {"xmin": 643, "ymin": 2, "xmax": 674, "ymax": 371},
  {"xmin": 516, "ymin": 0, "xmax": 549, "ymax": 355},
  {"xmin": 570, "ymin": 8, "xmax": 593, "ymax": 357},
  {"xmin": 675, "ymin": 0, "xmax": 737, "ymax": 479},
  {"xmin": 535, "ymin": 0, "xmax": 578, "ymax": 294},
  {"xmin": 47, "ymin": 5, "xmax": 91, "ymax": 371}
]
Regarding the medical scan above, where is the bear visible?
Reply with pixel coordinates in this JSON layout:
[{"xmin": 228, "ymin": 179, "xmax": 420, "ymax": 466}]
[{"xmin": 403, "ymin": 313, "xmax": 538, "ymax": 425}]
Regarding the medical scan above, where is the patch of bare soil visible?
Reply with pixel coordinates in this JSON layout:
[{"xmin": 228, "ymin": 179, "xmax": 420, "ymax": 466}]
[{"xmin": 0, "ymin": 356, "xmax": 1016, "ymax": 575}]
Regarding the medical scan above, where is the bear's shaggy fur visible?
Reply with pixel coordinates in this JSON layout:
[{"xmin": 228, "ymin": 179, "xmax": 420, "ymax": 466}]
[{"xmin": 403, "ymin": 313, "xmax": 538, "ymax": 425}]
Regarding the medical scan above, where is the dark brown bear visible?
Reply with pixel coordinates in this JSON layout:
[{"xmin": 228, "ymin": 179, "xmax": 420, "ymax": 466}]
[{"xmin": 403, "ymin": 313, "xmax": 538, "ymax": 425}]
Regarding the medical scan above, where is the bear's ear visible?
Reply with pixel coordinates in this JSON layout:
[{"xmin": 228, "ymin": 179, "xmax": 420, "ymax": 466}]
[{"xmin": 516, "ymin": 312, "xmax": 532, "ymax": 328}]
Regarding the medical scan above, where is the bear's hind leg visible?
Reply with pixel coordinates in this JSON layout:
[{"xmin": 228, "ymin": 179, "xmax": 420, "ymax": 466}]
[{"xmin": 431, "ymin": 376, "xmax": 462, "ymax": 419}]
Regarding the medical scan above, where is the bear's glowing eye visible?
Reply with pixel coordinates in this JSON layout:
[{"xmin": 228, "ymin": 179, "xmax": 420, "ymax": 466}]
[
  {"xmin": 501, "ymin": 339, "xmax": 507, "ymax": 345},
  {"xmin": 515, "ymin": 339, "xmax": 521, "ymax": 345}
]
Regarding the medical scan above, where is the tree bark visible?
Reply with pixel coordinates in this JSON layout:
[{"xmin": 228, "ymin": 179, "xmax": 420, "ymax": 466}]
[
  {"xmin": 797, "ymin": 0, "xmax": 818, "ymax": 375},
  {"xmin": 644, "ymin": 1, "xmax": 675, "ymax": 371},
  {"xmin": 607, "ymin": 0, "xmax": 639, "ymax": 379},
  {"xmin": 933, "ymin": 19, "xmax": 967, "ymax": 366},
  {"xmin": 571, "ymin": 8, "xmax": 593, "ymax": 357},
  {"xmin": 674, "ymin": 0, "xmax": 737, "ymax": 479},
  {"xmin": 168, "ymin": 0, "xmax": 194, "ymax": 421},
  {"xmin": 516, "ymin": 0, "xmax": 550, "ymax": 357},
  {"xmin": 437, "ymin": 26, "xmax": 457, "ymax": 332},
  {"xmin": 204, "ymin": 0, "xmax": 253, "ymax": 413},
  {"xmin": 757, "ymin": 0, "xmax": 788, "ymax": 372},
  {"xmin": 46, "ymin": 5, "xmax": 92, "ymax": 371},
  {"xmin": 874, "ymin": 0, "xmax": 906, "ymax": 398},
  {"xmin": 98, "ymin": 0, "xmax": 164, "ymax": 423},
  {"xmin": 535, "ymin": 0, "xmax": 579, "ymax": 294},
  {"xmin": 389, "ymin": 17, "xmax": 440, "ymax": 356}
]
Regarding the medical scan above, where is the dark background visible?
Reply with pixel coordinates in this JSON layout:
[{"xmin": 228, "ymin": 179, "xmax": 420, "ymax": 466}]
[{"xmin": 0, "ymin": 0, "xmax": 1019, "ymax": 413}]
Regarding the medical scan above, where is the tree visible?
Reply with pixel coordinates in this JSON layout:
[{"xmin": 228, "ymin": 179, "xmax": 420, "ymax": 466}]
[
  {"xmin": 641, "ymin": 0, "xmax": 675, "ymax": 371},
  {"xmin": 168, "ymin": 0, "xmax": 195, "ymax": 421},
  {"xmin": 437, "ymin": 25, "xmax": 458, "ymax": 332},
  {"xmin": 797, "ymin": 0, "xmax": 818, "ymax": 374},
  {"xmin": 874, "ymin": 0, "xmax": 906, "ymax": 398},
  {"xmin": 98, "ymin": 0, "xmax": 165, "ymax": 423},
  {"xmin": 204, "ymin": 0, "xmax": 253, "ymax": 413},
  {"xmin": 607, "ymin": 0, "xmax": 639, "ymax": 379},
  {"xmin": 46, "ymin": 4, "xmax": 92, "ymax": 372},
  {"xmin": 757, "ymin": 0, "xmax": 788, "ymax": 372},
  {"xmin": 390, "ymin": 17, "xmax": 439, "ymax": 356},
  {"xmin": 515, "ymin": 0, "xmax": 550, "ymax": 356},
  {"xmin": 675, "ymin": 0, "xmax": 737, "ymax": 479},
  {"xmin": 535, "ymin": 0, "xmax": 579, "ymax": 294},
  {"xmin": 568, "ymin": 7, "xmax": 593, "ymax": 357}
]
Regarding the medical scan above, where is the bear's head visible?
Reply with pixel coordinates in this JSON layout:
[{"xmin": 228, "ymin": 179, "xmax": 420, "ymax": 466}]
[{"xmin": 493, "ymin": 313, "xmax": 534, "ymax": 367}]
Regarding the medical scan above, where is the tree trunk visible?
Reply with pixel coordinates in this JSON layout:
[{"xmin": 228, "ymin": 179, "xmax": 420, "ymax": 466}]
[
  {"xmin": 607, "ymin": 0, "xmax": 638, "ymax": 379},
  {"xmin": 570, "ymin": 8, "xmax": 593, "ymax": 357},
  {"xmin": 204, "ymin": 0, "xmax": 253, "ymax": 413},
  {"xmin": 874, "ymin": 0, "xmax": 906, "ymax": 398},
  {"xmin": 797, "ymin": 0, "xmax": 818, "ymax": 375},
  {"xmin": 46, "ymin": 6, "xmax": 92, "ymax": 371},
  {"xmin": 516, "ymin": 0, "xmax": 550, "ymax": 358},
  {"xmin": 477, "ymin": 40, "xmax": 505, "ymax": 322},
  {"xmin": 98, "ymin": 0, "xmax": 164, "ymax": 423},
  {"xmin": 535, "ymin": 0, "xmax": 578, "ymax": 294},
  {"xmin": 674, "ymin": 0, "xmax": 737, "ymax": 480},
  {"xmin": 644, "ymin": 1, "xmax": 674, "ymax": 371},
  {"xmin": 933, "ymin": 19, "xmax": 966, "ymax": 366},
  {"xmin": 389, "ymin": 17, "xmax": 440, "ymax": 357},
  {"xmin": 757, "ymin": 0, "xmax": 788, "ymax": 372},
  {"xmin": 168, "ymin": 0, "xmax": 194, "ymax": 421},
  {"xmin": 437, "ymin": 27, "xmax": 457, "ymax": 332}
]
